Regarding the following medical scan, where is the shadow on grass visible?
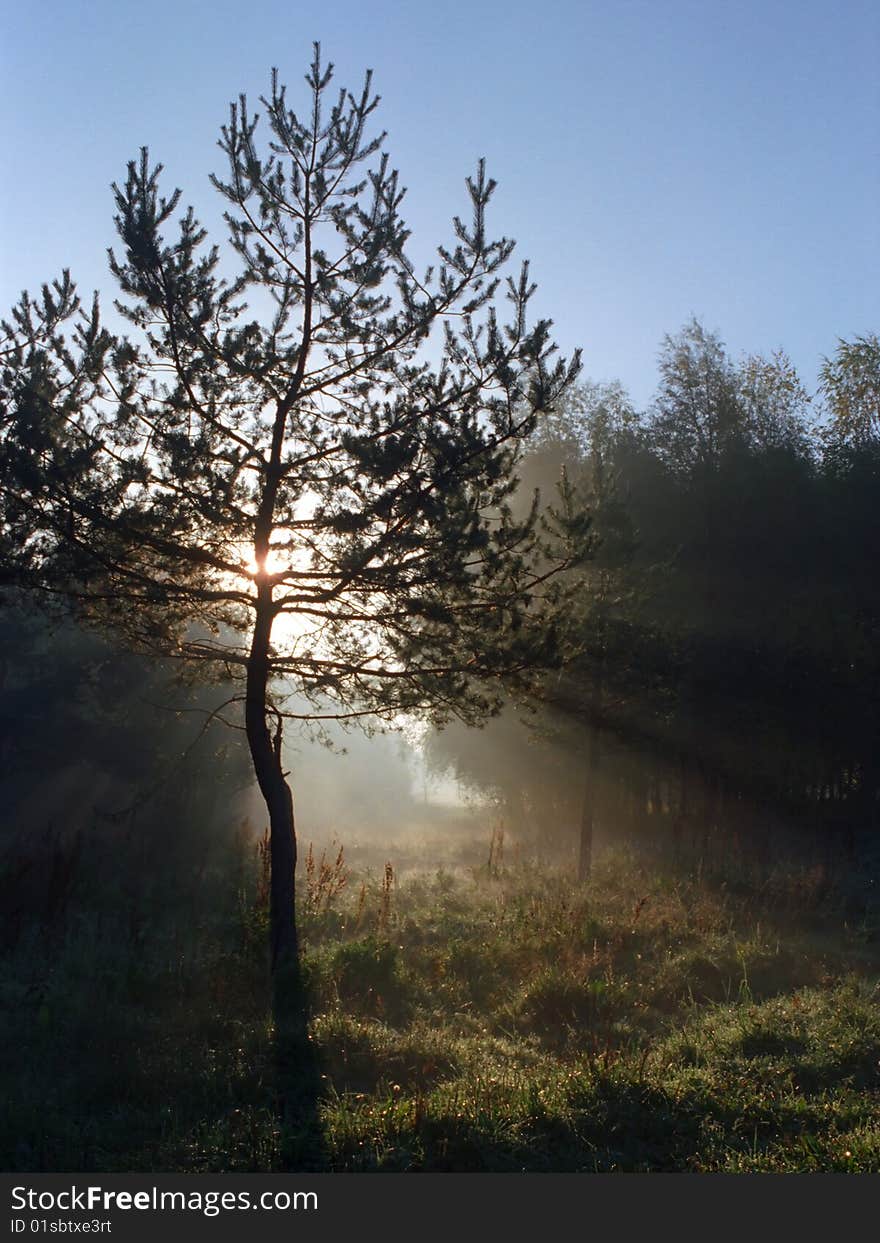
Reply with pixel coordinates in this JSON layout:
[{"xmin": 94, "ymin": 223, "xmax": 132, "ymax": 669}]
[{"xmin": 273, "ymin": 959, "xmax": 329, "ymax": 1171}]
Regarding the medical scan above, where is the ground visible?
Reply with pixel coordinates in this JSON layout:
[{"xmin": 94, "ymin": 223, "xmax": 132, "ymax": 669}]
[{"xmin": 2, "ymin": 823, "xmax": 879, "ymax": 1172}]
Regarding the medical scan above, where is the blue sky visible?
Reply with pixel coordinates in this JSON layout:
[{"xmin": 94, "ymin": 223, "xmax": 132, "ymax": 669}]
[{"xmin": 2, "ymin": 0, "xmax": 877, "ymax": 407}]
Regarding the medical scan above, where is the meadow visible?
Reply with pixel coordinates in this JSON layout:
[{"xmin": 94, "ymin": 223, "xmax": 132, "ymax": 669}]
[{"xmin": 2, "ymin": 813, "xmax": 879, "ymax": 1174}]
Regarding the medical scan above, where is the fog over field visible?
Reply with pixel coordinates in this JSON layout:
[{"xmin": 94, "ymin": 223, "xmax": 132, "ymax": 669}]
[{"xmin": 2, "ymin": 1, "xmax": 878, "ymax": 1185}]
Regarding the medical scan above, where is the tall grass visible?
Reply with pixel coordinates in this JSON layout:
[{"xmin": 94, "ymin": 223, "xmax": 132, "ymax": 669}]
[{"xmin": 2, "ymin": 815, "xmax": 879, "ymax": 1172}]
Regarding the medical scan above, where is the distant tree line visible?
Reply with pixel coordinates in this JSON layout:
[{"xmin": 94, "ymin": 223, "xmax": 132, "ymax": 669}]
[{"xmin": 429, "ymin": 323, "xmax": 880, "ymax": 880}]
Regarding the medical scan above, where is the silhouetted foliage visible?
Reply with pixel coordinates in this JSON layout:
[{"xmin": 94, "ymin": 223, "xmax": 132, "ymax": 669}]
[
  {"xmin": 430, "ymin": 318, "xmax": 880, "ymax": 879},
  {"xmin": 0, "ymin": 47, "xmax": 583, "ymax": 993}
]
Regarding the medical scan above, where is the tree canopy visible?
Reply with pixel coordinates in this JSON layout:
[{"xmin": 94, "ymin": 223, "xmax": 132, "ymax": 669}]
[
  {"xmin": 1, "ymin": 47, "xmax": 582, "ymax": 725},
  {"xmin": 0, "ymin": 46, "xmax": 584, "ymax": 981}
]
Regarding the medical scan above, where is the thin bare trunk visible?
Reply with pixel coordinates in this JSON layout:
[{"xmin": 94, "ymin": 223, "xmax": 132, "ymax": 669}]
[
  {"xmin": 579, "ymin": 720, "xmax": 598, "ymax": 883},
  {"xmin": 578, "ymin": 652, "xmax": 606, "ymax": 884},
  {"xmin": 245, "ymin": 584, "xmax": 298, "ymax": 973}
]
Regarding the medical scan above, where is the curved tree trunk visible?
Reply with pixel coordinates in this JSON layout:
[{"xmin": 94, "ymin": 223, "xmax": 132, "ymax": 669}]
[
  {"xmin": 245, "ymin": 586, "xmax": 298, "ymax": 975},
  {"xmin": 245, "ymin": 585, "xmax": 320, "ymax": 1149}
]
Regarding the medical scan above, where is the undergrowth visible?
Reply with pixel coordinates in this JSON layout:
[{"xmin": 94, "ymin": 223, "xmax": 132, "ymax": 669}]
[{"xmin": 2, "ymin": 826, "xmax": 878, "ymax": 1172}]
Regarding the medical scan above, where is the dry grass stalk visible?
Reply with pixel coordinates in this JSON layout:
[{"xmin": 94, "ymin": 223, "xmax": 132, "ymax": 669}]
[
  {"xmin": 378, "ymin": 861, "xmax": 394, "ymax": 934},
  {"xmin": 354, "ymin": 880, "xmax": 368, "ymax": 928},
  {"xmin": 305, "ymin": 840, "xmax": 349, "ymax": 915}
]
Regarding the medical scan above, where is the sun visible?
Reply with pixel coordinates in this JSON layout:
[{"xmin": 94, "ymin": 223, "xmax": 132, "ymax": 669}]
[
  {"xmin": 225, "ymin": 539, "xmax": 316, "ymax": 648},
  {"xmin": 244, "ymin": 548, "xmax": 290, "ymax": 580}
]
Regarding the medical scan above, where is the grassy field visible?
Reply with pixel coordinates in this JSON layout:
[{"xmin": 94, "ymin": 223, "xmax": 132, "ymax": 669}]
[{"xmin": 2, "ymin": 821, "xmax": 879, "ymax": 1172}]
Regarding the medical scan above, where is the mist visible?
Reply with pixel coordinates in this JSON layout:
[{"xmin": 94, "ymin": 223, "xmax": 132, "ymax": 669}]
[{"xmin": 4, "ymin": 312, "xmax": 880, "ymax": 1175}]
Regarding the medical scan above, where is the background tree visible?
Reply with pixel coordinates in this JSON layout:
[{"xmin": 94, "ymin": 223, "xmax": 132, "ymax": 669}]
[
  {"xmin": 429, "ymin": 382, "xmax": 640, "ymax": 880},
  {"xmin": 820, "ymin": 333, "xmax": 880, "ymax": 447},
  {"xmin": 648, "ymin": 319, "xmax": 742, "ymax": 476},
  {"xmin": 0, "ymin": 47, "xmax": 581, "ymax": 1001},
  {"xmin": 532, "ymin": 385, "xmax": 639, "ymax": 879},
  {"xmin": 738, "ymin": 348, "xmax": 813, "ymax": 456}
]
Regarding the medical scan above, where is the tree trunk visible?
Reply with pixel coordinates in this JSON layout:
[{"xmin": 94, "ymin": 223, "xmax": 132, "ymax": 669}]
[
  {"xmin": 578, "ymin": 655, "xmax": 606, "ymax": 884},
  {"xmin": 245, "ymin": 588, "xmax": 319, "ymax": 1148},
  {"xmin": 245, "ymin": 588, "xmax": 299, "ymax": 975},
  {"xmin": 578, "ymin": 720, "xmax": 598, "ymax": 883}
]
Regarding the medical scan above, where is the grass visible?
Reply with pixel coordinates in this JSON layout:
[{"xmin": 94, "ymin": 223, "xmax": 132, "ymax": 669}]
[{"xmin": 1, "ymin": 823, "xmax": 879, "ymax": 1172}]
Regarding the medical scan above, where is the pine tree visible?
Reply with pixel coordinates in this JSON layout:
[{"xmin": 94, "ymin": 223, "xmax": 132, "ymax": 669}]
[{"xmin": 0, "ymin": 46, "xmax": 582, "ymax": 991}]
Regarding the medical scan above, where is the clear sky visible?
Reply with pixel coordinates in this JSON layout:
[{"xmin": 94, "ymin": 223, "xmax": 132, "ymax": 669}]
[{"xmin": 2, "ymin": 0, "xmax": 877, "ymax": 408}]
